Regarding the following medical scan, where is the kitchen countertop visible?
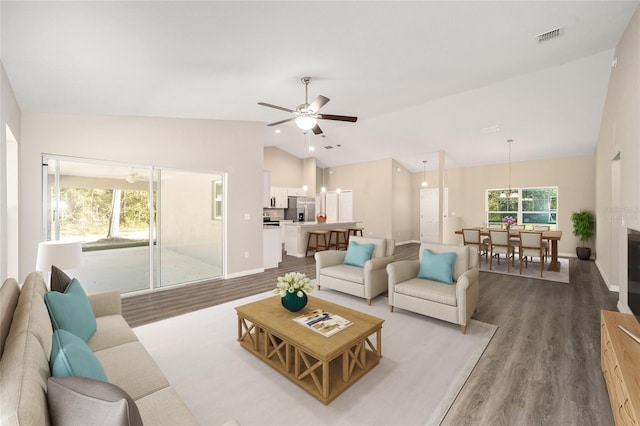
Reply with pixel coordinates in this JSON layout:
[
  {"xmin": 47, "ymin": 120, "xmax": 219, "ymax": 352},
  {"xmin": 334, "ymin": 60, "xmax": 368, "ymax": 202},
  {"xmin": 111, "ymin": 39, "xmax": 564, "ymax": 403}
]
[{"xmin": 281, "ymin": 221, "xmax": 360, "ymax": 227}]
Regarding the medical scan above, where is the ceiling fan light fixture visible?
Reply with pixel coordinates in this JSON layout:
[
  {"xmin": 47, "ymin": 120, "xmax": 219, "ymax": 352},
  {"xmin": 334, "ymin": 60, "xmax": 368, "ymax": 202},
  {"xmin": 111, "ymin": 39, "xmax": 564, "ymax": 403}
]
[{"xmin": 295, "ymin": 115, "xmax": 317, "ymax": 130}]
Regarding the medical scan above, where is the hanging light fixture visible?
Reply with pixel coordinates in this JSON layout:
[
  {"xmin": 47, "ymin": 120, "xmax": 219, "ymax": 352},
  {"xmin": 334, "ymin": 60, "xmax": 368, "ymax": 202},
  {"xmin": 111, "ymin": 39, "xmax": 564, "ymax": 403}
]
[
  {"xmin": 321, "ymin": 167, "xmax": 326, "ymax": 193},
  {"xmin": 421, "ymin": 160, "xmax": 428, "ymax": 187},
  {"xmin": 504, "ymin": 139, "xmax": 518, "ymax": 199}
]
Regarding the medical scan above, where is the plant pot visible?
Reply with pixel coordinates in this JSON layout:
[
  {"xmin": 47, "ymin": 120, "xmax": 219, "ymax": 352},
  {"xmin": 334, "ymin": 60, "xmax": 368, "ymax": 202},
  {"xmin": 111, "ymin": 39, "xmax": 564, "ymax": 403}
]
[
  {"xmin": 576, "ymin": 247, "xmax": 591, "ymax": 260},
  {"xmin": 281, "ymin": 292, "xmax": 308, "ymax": 312}
]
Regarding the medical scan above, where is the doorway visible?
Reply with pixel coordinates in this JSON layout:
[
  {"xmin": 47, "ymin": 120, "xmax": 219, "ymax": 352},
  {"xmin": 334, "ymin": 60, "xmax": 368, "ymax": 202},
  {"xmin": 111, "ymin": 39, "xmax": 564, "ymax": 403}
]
[
  {"xmin": 420, "ymin": 188, "xmax": 448, "ymax": 243},
  {"xmin": 42, "ymin": 156, "xmax": 224, "ymax": 294}
]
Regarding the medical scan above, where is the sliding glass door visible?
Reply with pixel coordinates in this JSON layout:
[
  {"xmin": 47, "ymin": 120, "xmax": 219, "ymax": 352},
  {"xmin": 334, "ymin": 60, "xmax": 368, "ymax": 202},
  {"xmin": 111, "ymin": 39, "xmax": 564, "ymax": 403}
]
[
  {"xmin": 43, "ymin": 157, "xmax": 223, "ymax": 294},
  {"xmin": 155, "ymin": 169, "xmax": 223, "ymax": 287}
]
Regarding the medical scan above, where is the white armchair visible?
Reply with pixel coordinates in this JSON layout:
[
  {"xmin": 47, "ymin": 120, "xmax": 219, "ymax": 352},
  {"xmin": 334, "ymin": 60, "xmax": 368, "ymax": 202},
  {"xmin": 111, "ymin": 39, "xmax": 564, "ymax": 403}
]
[
  {"xmin": 387, "ymin": 242, "xmax": 479, "ymax": 333},
  {"xmin": 315, "ymin": 236, "xmax": 396, "ymax": 305}
]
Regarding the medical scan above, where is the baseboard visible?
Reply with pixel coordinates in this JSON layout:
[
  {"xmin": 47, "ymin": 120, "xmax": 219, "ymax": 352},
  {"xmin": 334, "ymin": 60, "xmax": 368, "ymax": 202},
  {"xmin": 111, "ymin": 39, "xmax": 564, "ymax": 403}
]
[{"xmin": 225, "ymin": 267, "xmax": 264, "ymax": 279}]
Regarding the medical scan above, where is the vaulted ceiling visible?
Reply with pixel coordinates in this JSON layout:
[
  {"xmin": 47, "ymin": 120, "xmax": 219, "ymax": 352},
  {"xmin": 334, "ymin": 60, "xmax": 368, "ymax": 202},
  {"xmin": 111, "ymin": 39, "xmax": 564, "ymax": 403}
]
[{"xmin": 1, "ymin": 1, "xmax": 638, "ymax": 171}]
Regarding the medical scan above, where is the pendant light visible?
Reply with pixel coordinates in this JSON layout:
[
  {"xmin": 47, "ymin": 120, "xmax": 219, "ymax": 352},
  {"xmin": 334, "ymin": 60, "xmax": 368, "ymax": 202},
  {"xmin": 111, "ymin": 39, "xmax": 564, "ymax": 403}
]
[
  {"xmin": 502, "ymin": 139, "xmax": 518, "ymax": 199},
  {"xmin": 421, "ymin": 160, "xmax": 428, "ymax": 187}
]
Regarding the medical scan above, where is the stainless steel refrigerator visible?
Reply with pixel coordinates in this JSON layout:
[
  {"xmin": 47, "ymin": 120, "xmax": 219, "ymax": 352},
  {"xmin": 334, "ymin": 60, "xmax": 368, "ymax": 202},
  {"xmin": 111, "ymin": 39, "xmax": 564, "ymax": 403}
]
[{"xmin": 285, "ymin": 196, "xmax": 316, "ymax": 222}]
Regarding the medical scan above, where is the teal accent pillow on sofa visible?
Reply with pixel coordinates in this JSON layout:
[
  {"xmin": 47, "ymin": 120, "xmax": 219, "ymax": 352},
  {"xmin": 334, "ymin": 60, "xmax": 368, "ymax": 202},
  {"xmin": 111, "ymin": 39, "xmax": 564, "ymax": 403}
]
[
  {"xmin": 343, "ymin": 241, "xmax": 375, "ymax": 267},
  {"xmin": 50, "ymin": 329, "xmax": 108, "ymax": 382},
  {"xmin": 418, "ymin": 249, "xmax": 457, "ymax": 284},
  {"xmin": 45, "ymin": 278, "xmax": 97, "ymax": 341}
]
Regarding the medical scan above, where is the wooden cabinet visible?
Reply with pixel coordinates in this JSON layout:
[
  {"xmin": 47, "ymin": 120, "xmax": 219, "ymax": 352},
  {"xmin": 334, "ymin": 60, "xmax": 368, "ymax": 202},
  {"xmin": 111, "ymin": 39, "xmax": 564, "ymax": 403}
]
[{"xmin": 601, "ymin": 310, "xmax": 640, "ymax": 425}]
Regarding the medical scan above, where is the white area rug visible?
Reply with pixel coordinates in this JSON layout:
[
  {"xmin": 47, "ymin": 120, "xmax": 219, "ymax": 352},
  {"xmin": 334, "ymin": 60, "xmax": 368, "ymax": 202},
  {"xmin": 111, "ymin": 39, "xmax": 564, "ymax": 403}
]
[
  {"xmin": 134, "ymin": 290, "xmax": 496, "ymax": 426},
  {"xmin": 478, "ymin": 256, "xmax": 570, "ymax": 283}
]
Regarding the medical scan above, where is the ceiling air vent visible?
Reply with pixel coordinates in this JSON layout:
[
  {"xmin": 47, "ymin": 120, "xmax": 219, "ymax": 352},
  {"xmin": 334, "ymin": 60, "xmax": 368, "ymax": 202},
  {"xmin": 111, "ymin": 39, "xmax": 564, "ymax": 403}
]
[
  {"xmin": 324, "ymin": 145, "xmax": 334, "ymax": 150},
  {"xmin": 536, "ymin": 26, "xmax": 563, "ymax": 43}
]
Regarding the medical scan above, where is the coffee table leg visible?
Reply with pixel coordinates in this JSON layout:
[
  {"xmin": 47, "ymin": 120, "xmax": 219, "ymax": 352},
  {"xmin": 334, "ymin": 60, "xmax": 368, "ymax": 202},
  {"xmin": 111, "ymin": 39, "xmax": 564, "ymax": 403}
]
[
  {"xmin": 377, "ymin": 328, "xmax": 382, "ymax": 358},
  {"xmin": 323, "ymin": 361, "xmax": 329, "ymax": 399}
]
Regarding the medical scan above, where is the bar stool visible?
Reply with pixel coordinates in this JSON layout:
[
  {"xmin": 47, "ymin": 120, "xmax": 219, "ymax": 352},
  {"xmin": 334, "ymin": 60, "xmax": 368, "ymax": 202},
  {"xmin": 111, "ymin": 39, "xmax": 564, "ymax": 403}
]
[
  {"xmin": 305, "ymin": 230, "xmax": 329, "ymax": 257},
  {"xmin": 347, "ymin": 227, "xmax": 364, "ymax": 243},
  {"xmin": 328, "ymin": 229, "xmax": 349, "ymax": 250}
]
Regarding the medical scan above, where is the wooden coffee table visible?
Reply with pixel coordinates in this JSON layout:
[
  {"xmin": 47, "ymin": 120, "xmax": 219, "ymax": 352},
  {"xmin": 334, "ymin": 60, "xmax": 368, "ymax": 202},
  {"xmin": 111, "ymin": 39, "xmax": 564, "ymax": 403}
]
[{"xmin": 235, "ymin": 295, "xmax": 384, "ymax": 405}]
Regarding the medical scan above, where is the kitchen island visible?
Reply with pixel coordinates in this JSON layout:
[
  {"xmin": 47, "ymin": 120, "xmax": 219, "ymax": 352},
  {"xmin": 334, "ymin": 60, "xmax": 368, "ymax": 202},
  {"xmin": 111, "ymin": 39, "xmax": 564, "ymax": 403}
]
[{"xmin": 282, "ymin": 221, "xmax": 360, "ymax": 258}]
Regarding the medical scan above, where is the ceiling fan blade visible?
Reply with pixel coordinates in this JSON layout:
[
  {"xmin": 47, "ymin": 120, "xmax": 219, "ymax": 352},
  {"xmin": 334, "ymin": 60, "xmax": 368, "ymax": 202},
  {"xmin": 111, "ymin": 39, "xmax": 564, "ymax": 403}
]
[
  {"xmin": 266, "ymin": 117, "xmax": 295, "ymax": 127},
  {"xmin": 311, "ymin": 123, "xmax": 323, "ymax": 135},
  {"xmin": 258, "ymin": 102, "xmax": 294, "ymax": 113},
  {"xmin": 308, "ymin": 95, "xmax": 330, "ymax": 113},
  {"xmin": 317, "ymin": 114, "xmax": 358, "ymax": 123}
]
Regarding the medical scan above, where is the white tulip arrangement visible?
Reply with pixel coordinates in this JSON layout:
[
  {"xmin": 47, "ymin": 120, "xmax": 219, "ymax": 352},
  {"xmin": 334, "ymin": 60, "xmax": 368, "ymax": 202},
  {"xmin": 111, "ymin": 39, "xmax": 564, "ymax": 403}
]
[{"xmin": 274, "ymin": 272, "xmax": 313, "ymax": 298}]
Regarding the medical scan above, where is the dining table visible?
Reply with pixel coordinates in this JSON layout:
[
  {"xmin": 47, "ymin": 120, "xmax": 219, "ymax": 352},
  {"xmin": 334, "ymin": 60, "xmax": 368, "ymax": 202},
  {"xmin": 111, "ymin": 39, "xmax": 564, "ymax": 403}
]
[{"xmin": 455, "ymin": 227, "xmax": 564, "ymax": 272}]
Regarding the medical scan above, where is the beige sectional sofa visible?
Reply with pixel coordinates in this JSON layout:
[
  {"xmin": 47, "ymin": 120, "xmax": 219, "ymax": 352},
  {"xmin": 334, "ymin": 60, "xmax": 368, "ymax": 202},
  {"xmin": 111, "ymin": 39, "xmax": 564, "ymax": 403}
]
[{"xmin": 0, "ymin": 272, "xmax": 199, "ymax": 425}]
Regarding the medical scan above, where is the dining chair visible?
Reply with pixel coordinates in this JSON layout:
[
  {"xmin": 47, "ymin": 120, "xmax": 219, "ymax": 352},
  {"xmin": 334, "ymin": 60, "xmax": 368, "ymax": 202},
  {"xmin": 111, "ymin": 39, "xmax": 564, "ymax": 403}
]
[
  {"xmin": 509, "ymin": 224, "xmax": 524, "ymax": 246},
  {"xmin": 489, "ymin": 230, "xmax": 515, "ymax": 272},
  {"xmin": 462, "ymin": 228, "xmax": 488, "ymax": 264},
  {"xmin": 533, "ymin": 225, "xmax": 550, "ymax": 262},
  {"xmin": 519, "ymin": 231, "xmax": 544, "ymax": 277}
]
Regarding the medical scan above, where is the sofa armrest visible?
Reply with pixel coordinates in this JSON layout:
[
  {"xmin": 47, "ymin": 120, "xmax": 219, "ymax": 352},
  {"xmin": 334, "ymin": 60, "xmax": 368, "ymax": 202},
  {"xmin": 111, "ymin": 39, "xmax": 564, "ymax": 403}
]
[
  {"xmin": 87, "ymin": 291, "xmax": 122, "ymax": 317},
  {"xmin": 455, "ymin": 267, "xmax": 479, "ymax": 325},
  {"xmin": 315, "ymin": 250, "xmax": 347, "ymax": 269},
  {"xmin": 365, "ymin": 255, "xmax": 395, "ymax": 273},
  {"xmin": 386, "ymin": 260, "xmax": 420, "ymax": 286}
]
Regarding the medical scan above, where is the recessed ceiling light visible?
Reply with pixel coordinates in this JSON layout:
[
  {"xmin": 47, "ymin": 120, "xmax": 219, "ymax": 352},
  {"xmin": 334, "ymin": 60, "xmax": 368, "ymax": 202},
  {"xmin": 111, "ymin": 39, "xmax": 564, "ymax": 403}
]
[{"xmin": 274, "ymin": 129, "xmax": 281, "ymax": 134}]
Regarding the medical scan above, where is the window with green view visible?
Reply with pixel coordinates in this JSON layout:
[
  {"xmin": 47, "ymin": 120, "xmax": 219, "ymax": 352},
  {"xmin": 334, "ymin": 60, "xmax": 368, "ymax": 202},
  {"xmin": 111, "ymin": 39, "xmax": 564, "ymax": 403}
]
[{"xmin": 487, "ymin": 187, "xmax": 557, "ymax": 229}]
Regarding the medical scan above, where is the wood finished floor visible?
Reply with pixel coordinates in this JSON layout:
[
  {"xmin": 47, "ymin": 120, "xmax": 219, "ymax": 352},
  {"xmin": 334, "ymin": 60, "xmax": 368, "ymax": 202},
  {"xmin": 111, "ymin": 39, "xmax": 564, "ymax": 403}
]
[{"xmin": 122, "ymin": 243, "xmax": 618, "ymax": 425}]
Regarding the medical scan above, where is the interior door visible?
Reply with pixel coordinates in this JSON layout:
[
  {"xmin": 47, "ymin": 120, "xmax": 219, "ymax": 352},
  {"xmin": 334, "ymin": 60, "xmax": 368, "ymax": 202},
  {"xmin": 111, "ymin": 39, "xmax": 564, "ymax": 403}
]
[{"xmin": 420, "ymin": 188, "xmax": 440, "ymax": 243}]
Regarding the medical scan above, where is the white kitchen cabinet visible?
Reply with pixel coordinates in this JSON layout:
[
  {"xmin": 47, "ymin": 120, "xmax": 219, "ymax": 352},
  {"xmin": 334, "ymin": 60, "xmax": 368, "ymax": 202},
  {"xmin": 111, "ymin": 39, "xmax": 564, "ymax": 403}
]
[
  {"xmin": 263, "ymin": 171, "xmax": 271, "ymax": 208},
  {"xmin": 287, "ymin": 187, "xmax": 308, "ymax": 197},
  {"xmin": 325, "ymin": 190, "xmax": 352, "ymax": 222},
  {"xmin": 271, "ymin": 187, "xmax": 288, "ymax": 208},
  {"xmin": 263, "ymin": 227, "xmax": 282, "ymax": 269}
]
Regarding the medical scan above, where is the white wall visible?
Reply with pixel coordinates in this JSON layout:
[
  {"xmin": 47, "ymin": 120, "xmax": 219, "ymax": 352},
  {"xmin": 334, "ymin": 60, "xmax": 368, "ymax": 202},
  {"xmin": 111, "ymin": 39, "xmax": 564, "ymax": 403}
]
[
  {"xmin": 19, "ymin": 113, "xmax": 264, "ymax": 281},
  {"xmin": 0, "ymin": 63, "xmax": 22, "ymax": 281},
  {"xmin": 595, "ymin": 5, "xmax": 640, "ymax": 310}
]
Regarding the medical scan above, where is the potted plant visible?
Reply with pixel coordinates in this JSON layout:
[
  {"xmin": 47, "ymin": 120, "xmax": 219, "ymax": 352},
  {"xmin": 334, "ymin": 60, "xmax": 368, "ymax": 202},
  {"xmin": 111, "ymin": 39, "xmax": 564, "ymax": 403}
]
[{"xmin": 571, "ymin": 210, "xmax": 595, "ymax": 260}]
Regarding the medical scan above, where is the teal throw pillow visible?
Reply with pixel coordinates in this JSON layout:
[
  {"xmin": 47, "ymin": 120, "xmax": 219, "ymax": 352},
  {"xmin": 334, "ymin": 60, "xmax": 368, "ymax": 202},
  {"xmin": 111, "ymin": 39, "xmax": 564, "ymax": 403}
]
[
  {"xmin": 50, "ymin": 329, "xmax": 108, "ymax": 382},
  {"xmin": 418, "ymin": 249, "xmax": 457, "ymax": 284},
  {"xmin": 343, "ymin": 241, "xmax": 375, "ymax": 268},
  {"xmin": 45, "ymin": 278, "xmax": 97, "ymax": 341}
]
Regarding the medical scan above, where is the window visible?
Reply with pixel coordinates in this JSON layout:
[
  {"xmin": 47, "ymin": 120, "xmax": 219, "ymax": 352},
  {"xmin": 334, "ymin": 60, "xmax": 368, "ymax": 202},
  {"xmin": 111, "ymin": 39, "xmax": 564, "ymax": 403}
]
[{"xmin": 487, "ymin": 187, "xmax": 558, "ymax": 229}]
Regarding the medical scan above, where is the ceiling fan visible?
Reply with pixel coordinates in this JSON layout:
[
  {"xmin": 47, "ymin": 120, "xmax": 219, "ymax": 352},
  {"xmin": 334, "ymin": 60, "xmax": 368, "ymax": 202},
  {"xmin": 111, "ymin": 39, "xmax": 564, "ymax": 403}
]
[{"xmin": 258, "ymin": 77, "xmax": 357, "ymax": 135}]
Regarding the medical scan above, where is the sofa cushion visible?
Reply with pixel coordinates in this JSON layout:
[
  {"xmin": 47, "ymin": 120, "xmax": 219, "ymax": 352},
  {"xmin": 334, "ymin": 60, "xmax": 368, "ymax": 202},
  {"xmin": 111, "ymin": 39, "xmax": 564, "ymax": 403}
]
[
  {"xmin": 343, "ymin": 241, "xmax": 375, "ymax": 267},
  {"xmin": 50, "ymin": 265, "xmax": 73, "ymax": 293},
  {"xmin": 45, "ymin": 278, "xmax": 97, "ymax": 341},
  {"xmin": 94, "ymin": 342, "xmax": 170, "ymax": 400},
  {"xmin": 47, "ymin": 376, "xmax": 143, "ymax": 426},
  {"xmin": 418, "ymin": 249, "xmax": 457, "ymax": 284},
  {"xmin": 135, "ymin": 387, "xmax": 200, "ymax": 425},
  {"xmin": 319, "ymin": 264, "xmax": 365, "ymax": 285},
  {"xmin": 0, "ymin": 332, "xmax": 51, "ymax": 426},
  {"xmin": 6, "ymin": 273, "xmax": 53, "ymax": 358},
  {"xmin": 88, "ymin": 315, "xmax": 139, "ymax": 352},
  {"xmin": 50, "ymin": 329, "xmax": 108, "ymax": 382},
  {"xmin": 0, "ymin": 278, "xmax": 20, "ymax": 357},
  {"xmin": 394, "ymin": 278, "xmax": 457, "ymax": 306}
]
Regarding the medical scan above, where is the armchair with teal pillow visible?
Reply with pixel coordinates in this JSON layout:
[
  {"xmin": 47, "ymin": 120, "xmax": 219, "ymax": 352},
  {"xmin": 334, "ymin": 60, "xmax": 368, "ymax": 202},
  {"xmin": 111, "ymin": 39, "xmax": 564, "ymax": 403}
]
[
  {"xmin": 315, "ymin": 236, "xmax": 395, "ymax": 305},
  {"xmin": 387, "ymin": 242, "xmax": 479, "ymax": 333}
]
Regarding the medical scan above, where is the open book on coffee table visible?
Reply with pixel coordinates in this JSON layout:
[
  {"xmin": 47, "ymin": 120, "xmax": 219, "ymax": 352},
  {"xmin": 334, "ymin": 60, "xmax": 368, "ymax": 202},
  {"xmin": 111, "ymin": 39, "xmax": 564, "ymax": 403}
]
[{"xmin": 293, "ymin": 309, "xmax": 353, "ymax": 337}]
